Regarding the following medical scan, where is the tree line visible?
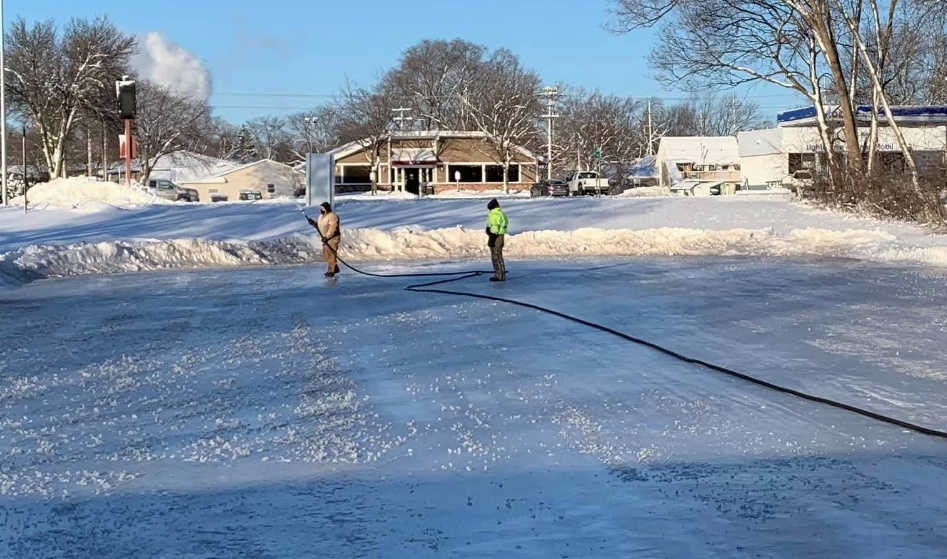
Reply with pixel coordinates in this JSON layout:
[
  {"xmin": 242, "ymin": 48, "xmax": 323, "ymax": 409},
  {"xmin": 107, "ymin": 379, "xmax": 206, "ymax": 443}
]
[{"xmin": 2, "ymin": 18, "xmax": 769, "ymax": 197}]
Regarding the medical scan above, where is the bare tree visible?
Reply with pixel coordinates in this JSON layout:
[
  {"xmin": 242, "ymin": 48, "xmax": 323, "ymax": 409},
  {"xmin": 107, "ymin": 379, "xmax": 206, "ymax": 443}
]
[
  {"xmin": 5, "ymin": 16, "xmax": 135, "ymax": 179},
  {"xmin": 246, "ymin": 115, "xmax": 290, "ymax": 161},
  {"xmin": 285, "ymin": 106, "xmax": 341, "ymax": 162},
  {"xmin": 385, "ymin": 39, "xmax": 487, "ymax": 130},
  {"xmin": 460, "ymin": 49, "xmax": 542, "ymax": 193},
  {"xmin": 135, "ymin": 80, "xmax": 211, "ymax": 183},
  {"xmin": 338, "ymin": 79, "xmax": 397, "ymax": 195},
  {"xmin": 555, "ymin": 89, "xmax": 643, "ymax": 173}
]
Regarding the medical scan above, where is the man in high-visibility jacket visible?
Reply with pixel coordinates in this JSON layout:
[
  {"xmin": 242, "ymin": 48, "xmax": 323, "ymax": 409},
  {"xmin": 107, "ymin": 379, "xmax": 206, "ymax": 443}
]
[{"xmin": 485, "ymin": 198, "xmax": 509, "ymax": 282}]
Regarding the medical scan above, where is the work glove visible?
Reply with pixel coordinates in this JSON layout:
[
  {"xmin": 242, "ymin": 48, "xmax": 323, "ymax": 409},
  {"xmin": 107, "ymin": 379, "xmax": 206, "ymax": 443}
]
[
  {"xmin": 321, "ymin": 236, "xmax": 329, "ymax": 246},
  {"xmin": 487, "ymin": 232, "xmax": 497, "ymax": 248},
  {"xmin": 307, "ymin": 217, "xmax": 318, "ymax": 228}
]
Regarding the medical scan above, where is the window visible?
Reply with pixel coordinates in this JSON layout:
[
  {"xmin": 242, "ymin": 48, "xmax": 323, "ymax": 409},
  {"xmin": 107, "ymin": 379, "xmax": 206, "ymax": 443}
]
[
  {"xmin": 507, "ymin": 165, "xmax": 520, "ymax": 182},
  {"xmin": 157, "ymin": 180, "xmax": 174, "ymax": 190},
  {"xmin": 483, "ymin": 165, "xmax": 521, "ymax": 182},
  {"xmin": 578, "ymin": 172, "xmax": 597, "ymax": 179},
  {"xmin": 267, "ymin": 184, "xmax": 275, "ymax": 194},
  {"xmin": 448, "ymin": 165, "xmax": 482, "ymax": 183},
  {"xmin": 341, "ymin": 165, "xmax": 372, "ymax": 184},
  {"xmin": 788, "ymin": 153, "xmax": 817, "ymax": 174},
  {"xmin": 486, "ymin": 165, "xmax": 504, "ymax": 182}
]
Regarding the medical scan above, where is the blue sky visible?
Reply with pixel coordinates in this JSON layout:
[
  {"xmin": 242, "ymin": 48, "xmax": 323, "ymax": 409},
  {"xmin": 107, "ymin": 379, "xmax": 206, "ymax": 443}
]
[{"xmin": 7, "ymin": 0, "xmax": 804, "ymax": 123}]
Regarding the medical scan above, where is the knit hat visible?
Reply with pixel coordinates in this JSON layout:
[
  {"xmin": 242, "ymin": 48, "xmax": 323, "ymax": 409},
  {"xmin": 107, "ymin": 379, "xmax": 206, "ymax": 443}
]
[
  {"xmin": 320, "ymin": 202, "xmax": 332, "ymax": 212},
  {"xmin": 487, "ymin": 198, "xmax": 500, "ymax": 210}
]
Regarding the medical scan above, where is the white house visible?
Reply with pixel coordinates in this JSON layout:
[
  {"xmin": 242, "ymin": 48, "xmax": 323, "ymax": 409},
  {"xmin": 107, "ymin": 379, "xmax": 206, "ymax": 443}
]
[{"xmin": 655, "ymin": 137, "xmax": 741, "ymax": 191}]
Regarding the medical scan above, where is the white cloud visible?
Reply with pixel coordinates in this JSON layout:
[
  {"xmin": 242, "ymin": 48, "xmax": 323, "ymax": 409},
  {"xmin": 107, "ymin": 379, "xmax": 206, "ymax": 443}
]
[{"xmin": 133, "ymin": 32, "xmax": 212, "ymax": 100}]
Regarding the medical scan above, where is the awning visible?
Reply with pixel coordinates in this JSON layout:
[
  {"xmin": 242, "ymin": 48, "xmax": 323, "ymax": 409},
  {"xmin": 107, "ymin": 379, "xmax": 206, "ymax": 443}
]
[{"xmin": 391, "ymin": 148, "xmax": 438, "ymax": 166}]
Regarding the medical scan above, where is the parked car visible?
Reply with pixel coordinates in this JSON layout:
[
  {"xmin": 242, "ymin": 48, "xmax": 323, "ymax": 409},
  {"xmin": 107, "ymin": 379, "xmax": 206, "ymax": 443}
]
[
  {"xmin": 529, "ymin": 179, "xmax": 570, "ymax": 198},
  {"xmin": 147, "ymin": 179, "xmax": 197, "ymax": 202},
  {"xmin": 566, "ymin": 171, "xmax": 610, "ymax": 196},
  {"xmin": 179, "ymin": 186, "xmax": 200, "ymax": 202},
  {"xmin": 239, "ymin": 189, "xmax": 263, "ymax": 201},
  {"xmin": 210, "ymin": 194, "xmax": 228, "ymax": 203}
]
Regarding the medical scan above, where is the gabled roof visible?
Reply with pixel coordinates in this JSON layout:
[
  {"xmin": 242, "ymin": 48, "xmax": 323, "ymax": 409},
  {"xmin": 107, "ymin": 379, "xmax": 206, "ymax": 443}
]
[
  {"xmin": 329, "ymin": 130, "xmax": 537, "ymax": 161},
  {"xmin": 106, "ymin": 150, "xmax": 239, "ymax": 181},
  {"xmin": 180, "ymin": 158, "xmax": 296, "ymax": 184},
  {"xmin": 658, "ymin": 137, "xmax": 740, "ymax": 166}
]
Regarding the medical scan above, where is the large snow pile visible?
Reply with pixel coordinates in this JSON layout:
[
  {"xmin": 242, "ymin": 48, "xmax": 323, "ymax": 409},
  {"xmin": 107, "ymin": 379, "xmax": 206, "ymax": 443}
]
[
  {"xmin": 3, "ymin": 225, "xmax": 947, "ymax": 287},
  {"xmin": 12, "ymin": 177, "xmax": 167, "ymax": 208}
]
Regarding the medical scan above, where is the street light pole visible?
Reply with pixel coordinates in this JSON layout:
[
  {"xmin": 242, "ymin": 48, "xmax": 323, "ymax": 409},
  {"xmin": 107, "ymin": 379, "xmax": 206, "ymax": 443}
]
[
  {"xmin": 304, "ymin": 115, "xmax": 317, "ymax": 154},
  {"xmin": 540, "ymin": 87, "xmax": 560, "ymax": 181},
  {"xmin": 1, "ymin": 0, "xmax": 8, "ymax": 207}
]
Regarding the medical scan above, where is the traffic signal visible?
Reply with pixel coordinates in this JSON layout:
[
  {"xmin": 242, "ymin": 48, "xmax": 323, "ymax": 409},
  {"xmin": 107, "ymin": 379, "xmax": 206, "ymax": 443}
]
[{"xmin": 116, "ymin": 78, "xmax": 137, "ymax": 120}]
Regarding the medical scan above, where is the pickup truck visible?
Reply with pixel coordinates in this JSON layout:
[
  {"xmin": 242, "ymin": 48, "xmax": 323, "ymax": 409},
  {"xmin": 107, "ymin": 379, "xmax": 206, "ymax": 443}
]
[
  {"xmin": 147, "ymin": 179, "xmax": 200, "ymax": 202},
  {"xmin": 567, "ymin": 171, "xmax": 611, "ymax": 196}
]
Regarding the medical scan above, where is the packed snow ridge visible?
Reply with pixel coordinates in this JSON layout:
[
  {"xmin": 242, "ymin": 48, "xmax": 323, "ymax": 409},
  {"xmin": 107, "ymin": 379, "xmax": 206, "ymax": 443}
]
[
  {"xmin": 12, "ymin": 177, "xmax": 170, "ymax": 208},
  {"xmin": 3, "ymin": 225, "xmax": 946, "ymax": 287}
]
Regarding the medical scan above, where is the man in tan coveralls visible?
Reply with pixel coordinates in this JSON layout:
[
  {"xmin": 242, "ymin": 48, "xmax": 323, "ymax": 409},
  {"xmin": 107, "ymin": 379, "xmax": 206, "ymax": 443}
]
[{"xmin": 308, "ymin": 202, "xmax": 341, "ymax": 277}]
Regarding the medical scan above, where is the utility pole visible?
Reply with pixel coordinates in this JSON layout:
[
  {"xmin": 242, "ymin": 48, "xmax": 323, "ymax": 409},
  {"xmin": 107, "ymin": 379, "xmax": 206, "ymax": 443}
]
[
  {"xmin": 304, "ymin": 115, "xmax": 318, "ymax": 154},
  {"xmin": 647, "ymin": 100, "xmax": 654, "ymax": 156},
  {"xmin": 540, "ymin": 86, "xmax": 560, "ymax": 181},
  {"xmin": 116, "ymin": 77, "xmax": 137, "ymax": 186},
  {"xmin": 1, "ymin": 0, "xmax": 8, "ymax": 206},
  {"xmin": 392, "ymin": 107, "xmax": 413, "ymax": 131}
]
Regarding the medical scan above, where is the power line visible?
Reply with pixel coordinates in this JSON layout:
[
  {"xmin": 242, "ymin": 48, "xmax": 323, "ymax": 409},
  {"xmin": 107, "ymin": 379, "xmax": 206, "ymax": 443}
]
[
  {"xmin": 212, "ymin": 90, "xmax": 804, "ymax": 101},
  {"xmin": 214, "ymin": 92, "xmax": 339, "ymax": 98},
  {"xmin": 211, "ymin": 105, "xmax": 325, "ymax": 110}
]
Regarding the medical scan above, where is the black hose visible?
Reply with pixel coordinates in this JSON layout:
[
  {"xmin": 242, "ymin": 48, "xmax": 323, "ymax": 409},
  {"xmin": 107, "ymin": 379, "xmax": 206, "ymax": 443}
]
[{"xmin": 304, "ymin": 211, "xmax": 947, "ymax": 441}]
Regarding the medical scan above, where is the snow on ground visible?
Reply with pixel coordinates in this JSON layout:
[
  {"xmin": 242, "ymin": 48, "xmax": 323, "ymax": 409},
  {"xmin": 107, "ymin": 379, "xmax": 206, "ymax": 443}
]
[
  {"xmin": 338, "ymin": 190, "xmax": 419, "ymax": 201},
  {"xmin": 1, "ymin": 259, "xmax": 946, "ymax": 557},
  {"xmin": 617, "ymin": 185, "xmax": 673, "ymax": 197},
  {"xmin": 11, "ymin": 177, "xmax": 169, "ymax": 209},
  {"xmin": 2, "ymin": 194, "xmax": 947, "ymax": 287},
  {"xmin": 433, "ymin": 188, "xmax": 530, "ymax": 199}
]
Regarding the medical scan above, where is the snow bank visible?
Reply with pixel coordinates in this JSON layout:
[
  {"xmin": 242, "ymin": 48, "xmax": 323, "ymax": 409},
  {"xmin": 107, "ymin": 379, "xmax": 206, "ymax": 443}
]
[
  {"xmin": 4, "ymin": 225, "xmax": 947, "ymax": 288},
  {"xmin": 338, "ymin": 191, "xmax": 418, "ymax": 201},
  {"xmin": 434, "ymin": 189, "xmax": 530, "ymax": 199},
  {"xmin": 11, "ymin": 177, "xmax": 168, "ymax": 208},
  {"xmin": 618, "ymin": 186, "xmax": 674, "ymax": 198}
]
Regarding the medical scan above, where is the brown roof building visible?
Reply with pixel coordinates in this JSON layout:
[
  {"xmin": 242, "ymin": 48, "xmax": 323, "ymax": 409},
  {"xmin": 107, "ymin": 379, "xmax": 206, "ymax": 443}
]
[{"xmin": 330, "ymin": 131, "xmax": 539, "ymax": 194}]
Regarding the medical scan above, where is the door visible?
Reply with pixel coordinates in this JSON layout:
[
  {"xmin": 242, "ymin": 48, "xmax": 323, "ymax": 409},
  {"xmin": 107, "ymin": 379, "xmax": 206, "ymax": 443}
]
[{"xmin": 405, "ymin": 169, "xmax": 420, "ymax": 194}]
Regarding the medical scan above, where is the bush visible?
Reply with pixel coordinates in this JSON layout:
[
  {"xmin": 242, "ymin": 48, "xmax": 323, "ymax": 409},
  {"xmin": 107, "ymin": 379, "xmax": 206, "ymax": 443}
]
[{"xmin": 804, "ymin": 163, "xmax": 947, "ymax": 226}]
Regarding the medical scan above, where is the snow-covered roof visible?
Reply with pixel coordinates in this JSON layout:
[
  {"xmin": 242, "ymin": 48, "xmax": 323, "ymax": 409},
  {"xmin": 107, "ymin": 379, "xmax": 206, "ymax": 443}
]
[
  {"xmin": 657, "ymin": 137, "xmax": 740, "ymax": 166},
  {"xmin": 627, "ymin": 155, "xmax": 658, "ymax": 178},
  {"xmin": 330, "ymin": 130, "xmax": 537, "ymax": 161},
  {"xmin": 180, "ymin": 159, "xmax": 295, "ymax": 184},
  {"xmin": 107, "ymin": 150, "xmax": 239, "ymax": 182},
  {"xmin": 738, "ymin": 129, "xmax": 783, "ymax": 157}
]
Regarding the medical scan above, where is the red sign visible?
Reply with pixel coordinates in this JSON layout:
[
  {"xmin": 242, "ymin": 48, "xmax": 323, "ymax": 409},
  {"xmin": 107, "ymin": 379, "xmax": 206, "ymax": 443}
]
[{"xmin": 119, "ymin": 134, "xmax": 138, "ymax": 159}]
